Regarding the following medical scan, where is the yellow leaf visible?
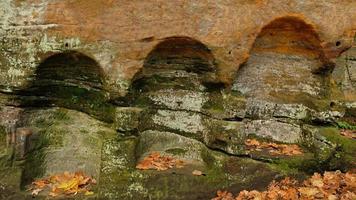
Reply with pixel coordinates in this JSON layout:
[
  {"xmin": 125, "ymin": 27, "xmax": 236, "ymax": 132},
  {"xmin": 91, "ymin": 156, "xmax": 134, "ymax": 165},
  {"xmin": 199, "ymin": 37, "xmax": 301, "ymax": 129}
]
[
  {"xmin": 58, "ymin": 178, "xmax": 79, "ymax": 191},
  {"xmin": 85, "ymin": 191, "xmax": 94, "ymax": 196}
]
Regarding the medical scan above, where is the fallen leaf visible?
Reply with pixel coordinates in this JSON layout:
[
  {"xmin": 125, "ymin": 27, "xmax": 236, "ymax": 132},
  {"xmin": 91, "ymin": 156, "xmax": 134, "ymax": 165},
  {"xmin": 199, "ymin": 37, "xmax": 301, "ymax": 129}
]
[
  {"xmin": 175, "ymin": 160, "xmax": 185, "ymax": 168},
  {"xmin": 212, "ymin": 190, "xmax": 234, "ymax": 200},
  {"xmin": 245, "ymin": 139, "xmax": 260, "ymax": 146},
  {"xmin": 213, "ymin": 171, "xmax": 356, "ymax": 200},
  {"xmin": 32, "ymin": 180, "xmax": 47, "ymax": 188},
  {"xmin": 85, "ymin": 191, "xmax": 94, "ymax": 196},
  {"xmin": 58, "ymin": 178, "xmax": 80, "ymax": 191},
  {"xmin": 298, "ymin": 187, "xmax": 320, "ymax": 197},
  {"xmin": 340, "ymin": 129, "xmax": 356, "ymax": 139},
  {"xmin": 245, "ymin": 139, "xmax": 303, "ymax": 156},
  {"xmin": 192, "ymin": 170, "xmax": 203, "ymax": 176},
  {"xmin": 49, "ymin": 192, "xmax": 59, "ymax": 197},
  {"xmin": 136, "ymin": 152, "xmax": 185, "ymax": 171},
  {"xmin": 31, "ymin": 188, "xmax": 43, "ymax": 196},
  {"xmin": 29, "ymin": 171, "xmax": 95, "ymax": 198}
]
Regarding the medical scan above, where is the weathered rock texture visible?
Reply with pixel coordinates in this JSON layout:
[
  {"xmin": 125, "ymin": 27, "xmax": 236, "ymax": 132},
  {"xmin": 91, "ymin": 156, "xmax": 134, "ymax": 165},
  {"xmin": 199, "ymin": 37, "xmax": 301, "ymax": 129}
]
[
  {"xmin": 1, "ymin": 0, "xmax": 356, "ymax": 95},
  {"xmin": 0, "ymin": 1, "xmax": 356, "ymax": 199}
]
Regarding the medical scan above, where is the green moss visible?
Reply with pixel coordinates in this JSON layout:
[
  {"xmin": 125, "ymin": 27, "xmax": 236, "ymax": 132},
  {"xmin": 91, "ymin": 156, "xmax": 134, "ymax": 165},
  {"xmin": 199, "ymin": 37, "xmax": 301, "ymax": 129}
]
[
  {"xmin": 270, "ymin": 154, "xmax": 317, "ymax": 175},
  {"xmin": 98, "ymin": 136, "xmax": 292, "ymax": 200},
  {"xmin": 0, "ymin": 126, "xmax": 6, "ymax": 145},
  {"xmin": 18, "ymin": 85, "xmax": 116, "ymax": 123},
  {"xmin": 0, "ymin": 126, "xmax": 13, "ymax": 168},
  {"xmin": 21, "ymin": 146, "xmax": 46, "ymax": 188},
  {"xmin": 202, "ymin": 92, "xmax": 224, "ymax": 112},
  {"xmin": 319, "ymin": 127, "xmax": 356, "ymax": 170},
  {"xmin": 38, "ymin": 127, "xmax": 64, "ymax": 147},
  {"xmin": 201, "ymin": 148, "xmax": 217, "ymax": 167},
  {"xmin": 269, "ymin": 91, "xmax": 331, "ymax": 111},
  {"xmin": 345, "ymin": 107, "xmax": 356, "ymax": 118},
  {"xmin": 289, "ymin": 127, "xmax": 356, "ymax": 174},
  {"xmin": 99, "ymin": 137, "xmax": 142, "ymax": 199},
  {"xmin": 0, "ymin": 166, "xmax": 25, "ymax": 199},
  {"xmin": 49, "ymin": 86, "xmax": 115, "ymax": 122},
  {"xmin": 249, "ymin": 126, "xmax": 356, "ymax": 174},
  {"xmin": 336, "ymin": 121, "xmax": 356, "ymax": 130},
  {"xmin": 165, "ymin": 148, "xmax": 187, "ymax": 156},
  {"xmin": 131, "ymin": 96, "xmax": 154, "ymax": 107},
  {"xmin": 320, "ymin": 128, "xmax": 356, "ymax": 154},
  {"xmin": 52, "ymin": 109, "xmax": 71, "ymax": 121},
  {"xmin": 20, "ymin": 119, "xmax": 65, "ymax": 186}
]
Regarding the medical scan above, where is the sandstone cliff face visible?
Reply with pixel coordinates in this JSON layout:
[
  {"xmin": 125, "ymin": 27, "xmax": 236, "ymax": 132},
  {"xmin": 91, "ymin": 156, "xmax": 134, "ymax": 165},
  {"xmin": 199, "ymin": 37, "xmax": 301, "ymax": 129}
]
[
  {"xmin": 0, "ymin": 1, "xmax": 355, "ymax": 199},
  {"xmin": 1, "ymin": 0, "xmax": 356, "ymax": 96}
]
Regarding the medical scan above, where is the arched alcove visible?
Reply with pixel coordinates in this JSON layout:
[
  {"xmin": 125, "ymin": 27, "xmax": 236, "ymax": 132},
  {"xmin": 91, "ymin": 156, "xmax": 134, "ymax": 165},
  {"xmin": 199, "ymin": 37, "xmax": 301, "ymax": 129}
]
[
  {"xmin": 127, "ymin": 37, "xmax": 228, "ymax": 170},
  {"xmin": 19, "ymin": 51, "xmax": 113, "ymax": 121},
  {"xmin": 233, "ymin": 17, "xmax": 331, "ymax": 106},
  {"xmin": 129, "ymin": 37, "xmax": 219, "ymax": 108},
  {"xmin": 35, "ymin": 51, "xmax": 104, "ymax": 89}
]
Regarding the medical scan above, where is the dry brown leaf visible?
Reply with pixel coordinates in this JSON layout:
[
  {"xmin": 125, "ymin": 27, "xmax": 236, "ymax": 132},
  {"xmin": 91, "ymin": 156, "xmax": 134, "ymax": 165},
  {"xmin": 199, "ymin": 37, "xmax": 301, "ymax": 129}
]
[
  {"xmin": 212, "ymin": 190, "xmax": 235, "ymax": 200},
  {"xmin": 245, "ymin": 139, "xmax": 260, "ymax": 146},
  {"xmin": 340, "ymin": 129, "xmax": 356, "ymax": 139},
  {"xmin": 32, "ymin": 180, "xmax": 48, "ymax": 188},
  {"xmin": 298, "ymin": 187, "xmax": 320, "ymax": 198},
  {"xmin": 212, "ymin": 171, "xmax": 356, "ymax": 200},
  {"xmin": 175, "ymin": 160, "xmax": 185, "ymax": 168},
  {"xmin": 49, "ymin": 192, "xmax": 59, "ymax": 197},
  {"xmin": 192, "ymin": 170, "xmax": 203, "ymax": 176},
  {"xmin": 245, "ymin": 139, "xmax": 303, "ymax": 156},
  {"xmin": 136, "ymin": 152, "xmax": 185, "ymax": 171}
]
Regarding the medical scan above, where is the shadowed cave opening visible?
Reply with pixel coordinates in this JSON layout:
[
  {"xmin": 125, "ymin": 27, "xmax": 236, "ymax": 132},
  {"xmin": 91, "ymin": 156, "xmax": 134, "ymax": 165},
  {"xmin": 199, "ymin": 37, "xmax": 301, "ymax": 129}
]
[
  {"xmin": 13, "ymin": 52, "xmax": 114, "ymax": 187},
  {"xmin": 233, "ymin": 17, "xmax": 333, "ymax": 107},
  {"xmin": 17, "ymin": 51, "xmax": 114, "ymax": 122},
  {"xmin": 128, "ymin": 37, "xmax": 220, "ymax": 108}
]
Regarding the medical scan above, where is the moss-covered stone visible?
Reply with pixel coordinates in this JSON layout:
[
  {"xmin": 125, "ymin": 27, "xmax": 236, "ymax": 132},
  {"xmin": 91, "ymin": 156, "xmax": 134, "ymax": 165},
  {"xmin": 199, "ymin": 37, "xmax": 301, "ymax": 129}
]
[
  {"xmin": 98, "ymin": 136, "xmax": 139, "ymax": 199},
  {"xmin": 11, "ymin": 51, "xmax": 118, "ymax": 123},
  {"xmin": 112, "ymin": 107, "xmax": 143, "ymax": 133},
  {"xmin": 0, "ymin": 125, "xmax": 6, "ymax": 147},
  {"xmin": 0, "ymin": 166, "xmax": 26, "ymax": 200},
  {"xmin": 243, "ymin": 119, "xmax": 302, "ymax": 143},
  {"xmin": 98, "ymin": 133, "xmax": 290, "ymax": 200},
  {"xmin": 298, "ymin": 126, "xmax": 356, "ymax": 173},
  {"xmin": 203, "ymin": 91, "xmax": 246, "ymax": 120},
  {"xmin": 135, "ymin": 89, "xmax": 208, "ymax": 112},
  {"xmin": 136, "ymin": 130, "xmax": 210, "ymax": 164},
  {"xmin": 138, "ymin": 109, "xmax": 207, "ymax": 142},
  {"xmin": 16, "ymin": 85, "xmax": 116, "ymax": 123},
  {"xmin": 336, "ymin": 121, "xmax": 356, "ymax": 130},
  {"xmin": 318, "ymin": 127, "xmax": 356, "ymax": 170},
  {"xmin": 0, "ymin": 125, "xmax": 13, "ymax": 168},
  {"xmin": 20, "ymin": 108, "xmax": 115, "ymax": 187},
  {"xmin": 204, "ymin": 120, "xmax": 246, "ymax": 155}
]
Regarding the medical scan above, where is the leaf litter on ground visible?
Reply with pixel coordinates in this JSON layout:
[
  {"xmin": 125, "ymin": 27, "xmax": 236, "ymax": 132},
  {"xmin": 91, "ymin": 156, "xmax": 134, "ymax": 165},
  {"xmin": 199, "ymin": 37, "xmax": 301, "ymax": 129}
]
[
  {"xmin": 136, "ymin": 152, "xmax": 185, "ymax": 171},
  {"xmin": 192, "ymin": 170, "xmax": 204, "ymax": 176},
  {"xmin": 212, "ymin": 170, "xmax": 356, "ymax": 200},
  {"xmin": 245, "ymin": 139, "xmax": 303, "ymax": 156},
  {"xmin": 340, "ymin": 129, "xmax": 356, "ymax": 139},
  {"xmin": 29, "ymin": 171, "xmax": 96, "ymax": 197}
]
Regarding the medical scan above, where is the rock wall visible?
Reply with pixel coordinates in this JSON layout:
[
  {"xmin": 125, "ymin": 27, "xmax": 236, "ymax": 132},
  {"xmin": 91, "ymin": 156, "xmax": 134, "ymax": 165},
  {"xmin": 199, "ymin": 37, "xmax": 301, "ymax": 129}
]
[
  {"xmin": 1, "ymin": 0, "xmax": 356, "ymax": 97},
  {"xmin": 0, "ymin": 1, "xmax": 355, "ymax": 199}
]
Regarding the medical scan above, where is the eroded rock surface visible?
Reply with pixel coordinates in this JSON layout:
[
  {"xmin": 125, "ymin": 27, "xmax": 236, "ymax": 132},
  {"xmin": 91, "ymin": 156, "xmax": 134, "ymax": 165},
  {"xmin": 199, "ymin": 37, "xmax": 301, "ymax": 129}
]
[{"xmin": 0, "ymin": 1, "xmax": 355, "ymax": 199}]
